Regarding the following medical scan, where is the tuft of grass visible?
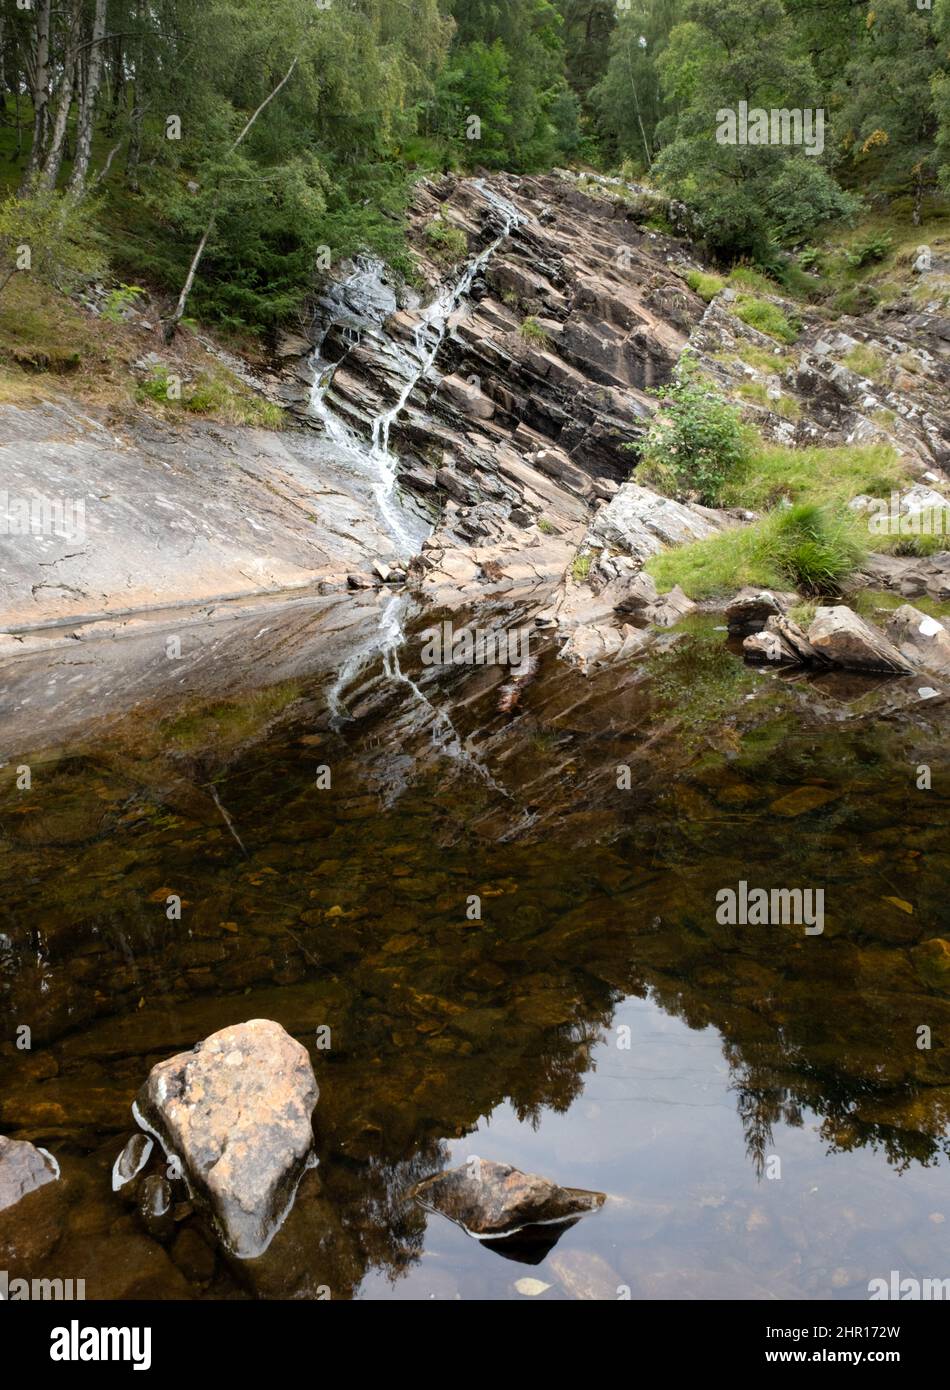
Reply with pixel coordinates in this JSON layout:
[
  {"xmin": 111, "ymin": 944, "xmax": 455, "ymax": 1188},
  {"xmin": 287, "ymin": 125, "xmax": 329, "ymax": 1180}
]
[
  {"xmin": 736, "ymin": 342, "xmax": 788, "ymax": 373},
  {"xmin": 734, "ymin": 296, "xmax": 800, "ymax": 344},
  {"xmin": 571, "ymin": 551, "xmax": 592, "ymax": 581},
  {"xmin": 737, "ymin": 382, "xmax": 800, "ymax": 419},
  {"xmin": 519, "ymin": 315, "xmax": 551, "ymax": 345},
  {"xmin": 647, "ymin": 502, "xmax": 866, "ymax": 600},
  {"xmin": 136, "ymin": 364, "xmax": 284, "ymax": 428},
  {"xmin": 424, "ymin": 217, "xmax": 468, "ymax": 266},
  {"xmin": 685, "ymin": 269, "xmax": 725, "ymax": 301},
  {"xmin": 728, "ymin": 266, "xmax": 778, "ymax": 295}
]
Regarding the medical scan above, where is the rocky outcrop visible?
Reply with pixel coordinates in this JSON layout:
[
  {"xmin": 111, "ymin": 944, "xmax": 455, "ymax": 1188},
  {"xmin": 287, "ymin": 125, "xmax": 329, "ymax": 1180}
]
[
  {"xmin": 689, "ymin": 291, "xmax": 950, "ymax": 475},
  {"xmin": 587, "ymin": 480, "xmax": 728, "ymax": 560},
  {"xmin": 0, "ymin": 397, "xmax": 406, "ymax": 633},
  {"xmin": 859, "ymin": 551, "xmax": 950, "ymax": 602},
  {"xmin": 0, "ymin": 1136, "xmax": 59, "ymax": 1212},
  {"xmin": 412, "ymin": 1159, "xmax": 605, "ymax": 1239},
  {"xmin": 134, "ymin": 1019, "xmax": 318, "ymax": 1258}
]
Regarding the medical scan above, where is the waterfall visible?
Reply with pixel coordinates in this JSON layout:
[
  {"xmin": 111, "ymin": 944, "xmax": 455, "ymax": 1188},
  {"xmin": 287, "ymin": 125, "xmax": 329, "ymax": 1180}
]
[{"xmin": 314, "ymin": 180, "xmax": 522, "ymax": 736}]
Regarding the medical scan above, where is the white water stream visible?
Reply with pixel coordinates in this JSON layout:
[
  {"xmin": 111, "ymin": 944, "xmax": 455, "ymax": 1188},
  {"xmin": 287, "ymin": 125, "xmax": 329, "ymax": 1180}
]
[{"xmin": 316, "ymin": 181, "xmax": 522, "ymax": 750}]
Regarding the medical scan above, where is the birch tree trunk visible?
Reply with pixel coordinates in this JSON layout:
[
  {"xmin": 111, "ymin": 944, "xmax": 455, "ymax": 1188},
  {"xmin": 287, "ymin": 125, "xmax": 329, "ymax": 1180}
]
[
  {"xmin": 38, "ymin": 57, "xmax": 77, "ymax": 190},
  {"xmin": 22, "ymin": 0, "xmax": 52, "ymax": 186},
  {"xmin": 68, "ymin": 0, "xmax": 108, "ymax": 197}
]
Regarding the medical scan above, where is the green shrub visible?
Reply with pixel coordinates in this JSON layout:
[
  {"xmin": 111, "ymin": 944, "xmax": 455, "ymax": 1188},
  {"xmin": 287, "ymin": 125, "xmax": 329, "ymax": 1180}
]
[
  {"xmin": 101, "ymin": 283, "xmax": 146, "ymax": 324},
  {"xmin": 571, "ymin": 551, "xmax": 591, "ymax": 580},
  {"xmin": 734, "ymin": 296, "xmax": 800, "ymax": 344},
  {"xmin": 0, "ymin": 188, "xmax": 107, "ymax": 299},
  {"xmin": 635, "ymin": 352, "xmax": 752, "ymax": 505},
  {"xmin": 846, "ymin": 232, "xmax": 892, "ymax": 268}
]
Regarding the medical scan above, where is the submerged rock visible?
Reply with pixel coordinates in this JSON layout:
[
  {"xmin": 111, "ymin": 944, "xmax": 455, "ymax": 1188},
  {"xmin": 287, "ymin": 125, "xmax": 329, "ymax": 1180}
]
[
  {"xmin": 806, "ymin": 606, "xmax": 913, "ymax": 674},
  {"xmin": 743, "ymin": 614, "xmax": 826, "ymax": 666},
  {"xmin": 412, "ymin": 1159, "xmax": 605, "ymax": 1241},
  {"xmin": 139, "ymin": 1174, "xmax": 175, "ymax": 1243},
  {"xmin": 0, "ymin": 1135, "xmax": 59, "ymax": 1212},
  {"xmin": 134, "ymin": 1019, "xmax": 318, "ymax": 1259},
  {"xmin": 911, "ymin": 938, "xmax": 950, "ymax": 994}
]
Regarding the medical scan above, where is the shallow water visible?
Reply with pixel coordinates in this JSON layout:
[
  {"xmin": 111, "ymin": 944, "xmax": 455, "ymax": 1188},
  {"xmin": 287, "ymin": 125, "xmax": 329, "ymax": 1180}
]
[{"xmin": 1, "ymin": 613, "xmax": 948, "ymax": 1300}]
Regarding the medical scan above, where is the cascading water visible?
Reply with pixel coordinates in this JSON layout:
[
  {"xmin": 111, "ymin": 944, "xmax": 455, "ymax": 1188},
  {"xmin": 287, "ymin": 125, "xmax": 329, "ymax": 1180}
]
[{"xmin": 312, "ymin": 181, "xmax": 522, "ymax": 746}]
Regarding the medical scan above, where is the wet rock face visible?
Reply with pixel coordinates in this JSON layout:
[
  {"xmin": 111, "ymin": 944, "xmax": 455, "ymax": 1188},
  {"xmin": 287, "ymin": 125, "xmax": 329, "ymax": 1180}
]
[
  {"xmin": 412, "ymin": 1159, "xmax": 605, "ymax": 1239},
  {"xmin": 0, "ymin": 1136, "xmax": 58, "ymax": 1212},
  {"xmin": 135, "ymin": 1019, "xmax": 318, "ymax": 1259}
]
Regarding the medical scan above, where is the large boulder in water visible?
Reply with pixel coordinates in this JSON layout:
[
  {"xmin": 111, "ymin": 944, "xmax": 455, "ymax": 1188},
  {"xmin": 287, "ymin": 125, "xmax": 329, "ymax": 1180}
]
[
  {"xmin": 0, "ymin": 1136, "xmax": 59, "ymax": 1212},
  {"xmin": 134, "ymin": 1019, "xmax": 318, "ymax": 1259},
  {"xmin": 806, "ymin": 605, "xmax": 913, "ymax": 674}
]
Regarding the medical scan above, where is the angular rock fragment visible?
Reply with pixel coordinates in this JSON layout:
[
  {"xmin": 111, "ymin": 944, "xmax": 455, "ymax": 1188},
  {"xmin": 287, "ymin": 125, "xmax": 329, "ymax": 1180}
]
[
  {"xmin": 743, "ymin": 630, "xmax": 794, "ymax": 665},
  {"xmin": 413, "ymin": 1160, "xmax": 605, "ymax": 1248},
  {"xmin": 112, "ymin": 1133, "xmax": 154, "ymax": 1198},
  {"xmin": 806, "ymin": 606, "xmax": 914, "ymax": 674},
  {"xmin": 134, "ymin": 1019, "xmax": 318, "ymax": 1258},
  {"xmin": 726, "ymin": 588, "xmax": 787, "ymax": 636},
  {"xmin": 588, "ymin": 482, "xmax": 725, "ymax": 561}
]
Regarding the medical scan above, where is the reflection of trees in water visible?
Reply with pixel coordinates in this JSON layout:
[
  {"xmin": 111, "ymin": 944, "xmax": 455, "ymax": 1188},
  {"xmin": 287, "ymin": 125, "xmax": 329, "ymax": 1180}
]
[{"xmin": 726, "ymin": 1045, "xmax": 805, "ymax": 1179}]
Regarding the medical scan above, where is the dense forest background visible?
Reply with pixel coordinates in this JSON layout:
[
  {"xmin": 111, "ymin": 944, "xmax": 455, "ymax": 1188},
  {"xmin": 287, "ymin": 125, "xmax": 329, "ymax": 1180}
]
[{"xmin": 1, "ymin": 0, "xmax": 947, "ymax": 336}]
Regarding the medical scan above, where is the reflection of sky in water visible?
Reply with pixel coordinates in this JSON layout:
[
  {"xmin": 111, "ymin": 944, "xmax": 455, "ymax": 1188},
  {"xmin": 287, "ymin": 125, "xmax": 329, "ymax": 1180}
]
[{"xmin": 360, "ymin": 997, "xmax": 950, "ymax": 1301}]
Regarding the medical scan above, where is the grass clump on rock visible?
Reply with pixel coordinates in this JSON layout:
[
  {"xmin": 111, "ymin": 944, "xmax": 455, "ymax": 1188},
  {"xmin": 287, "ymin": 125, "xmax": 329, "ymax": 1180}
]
[
  {"xmin": 734, "ymin": 296, "xmax": 800, "ymax": 344},
  {"xmin": 648, "ymin": 502, "xmax": 866, "ymax": 600},
  {"xmin": 425, "ymin": 218, "xmax": 468, "ymax": 266}
]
